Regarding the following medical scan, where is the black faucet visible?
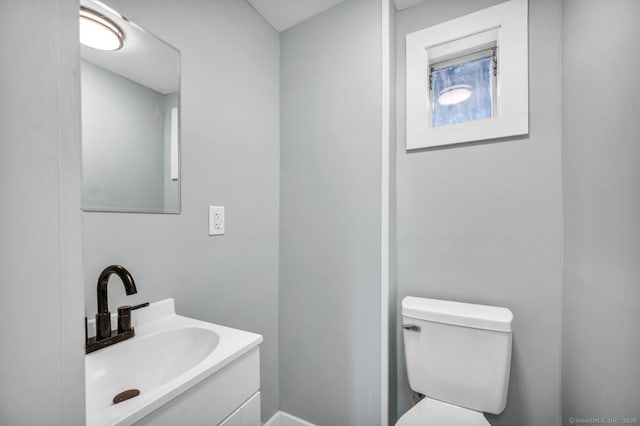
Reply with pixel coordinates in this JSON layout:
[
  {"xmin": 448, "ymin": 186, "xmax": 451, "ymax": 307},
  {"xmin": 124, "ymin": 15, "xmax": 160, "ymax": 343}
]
[
  {"xmin": 86, "ymin": 265, "xmax": 147, "ymax": 354},
  {"xmin": 95, "ymin": 265, "xmax": 138, "ymax": 340}
]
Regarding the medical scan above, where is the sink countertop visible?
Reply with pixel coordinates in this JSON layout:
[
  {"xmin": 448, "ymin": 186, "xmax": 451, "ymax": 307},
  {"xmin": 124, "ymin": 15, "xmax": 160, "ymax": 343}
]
[{"xmin": 85, "ymin": 298, "xmax": 263, "ymax": 426}]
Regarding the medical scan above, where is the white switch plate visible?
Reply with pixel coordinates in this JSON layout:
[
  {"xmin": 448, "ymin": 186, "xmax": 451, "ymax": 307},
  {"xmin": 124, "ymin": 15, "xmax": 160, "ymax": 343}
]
[{"xmin": 209, "ymin": 206, "xmax": 225, "ymax": 236}]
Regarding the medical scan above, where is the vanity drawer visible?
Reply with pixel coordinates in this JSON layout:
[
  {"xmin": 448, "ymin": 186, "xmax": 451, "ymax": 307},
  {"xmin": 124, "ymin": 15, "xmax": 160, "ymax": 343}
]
[{"xmin": 218, "ymin": 392, "xmax": 261, "ymax": 426}]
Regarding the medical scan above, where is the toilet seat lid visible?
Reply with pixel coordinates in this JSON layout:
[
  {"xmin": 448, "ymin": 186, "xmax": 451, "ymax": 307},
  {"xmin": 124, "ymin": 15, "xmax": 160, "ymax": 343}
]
[{"xmin": 396, "ymin": 397, "xmax": 490, "ymax": 426}]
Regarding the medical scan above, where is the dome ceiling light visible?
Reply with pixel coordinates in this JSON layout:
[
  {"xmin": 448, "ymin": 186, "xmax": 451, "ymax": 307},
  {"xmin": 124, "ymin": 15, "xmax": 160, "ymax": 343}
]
[{"xmin": 79, "ymin": 7, "xmax": 124, "ymax": 51}]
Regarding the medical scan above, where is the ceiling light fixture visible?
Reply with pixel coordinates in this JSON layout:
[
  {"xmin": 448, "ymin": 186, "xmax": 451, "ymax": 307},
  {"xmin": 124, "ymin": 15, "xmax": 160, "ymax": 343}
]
[
  {"xmin": 79, "ymin": 7, "xmax": 124, "ymax": 51},
  {"xmin": 438, "ymin": 84, "xmax": 472, "ymax": 106}
]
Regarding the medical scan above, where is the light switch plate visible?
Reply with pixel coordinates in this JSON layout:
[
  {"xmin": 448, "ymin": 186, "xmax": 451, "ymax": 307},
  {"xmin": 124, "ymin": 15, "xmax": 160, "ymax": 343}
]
[{"xmin": 209, "ymin": 206, "xmax": 225, "ymax": 236}]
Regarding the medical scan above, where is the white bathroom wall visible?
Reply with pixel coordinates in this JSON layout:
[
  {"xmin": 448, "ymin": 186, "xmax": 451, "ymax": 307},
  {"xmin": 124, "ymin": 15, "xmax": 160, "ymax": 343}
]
[
  {"xmin": 82, "ymin": 0, "xmax": 281, "ymax": 421},
  {"xmin": 0, "ymin": 0, "xmax": 85, "ymax": 424},
  {"xmin": 279, "ymin": 0, "xmax": 383, "ymax": 424},
  {"xmin": 394, "ymin": 0, "xmax": 564, "ymax": 425},
  {"xmin": 561, "ymin": 0, "xmax": 640, "ymax": 423}
]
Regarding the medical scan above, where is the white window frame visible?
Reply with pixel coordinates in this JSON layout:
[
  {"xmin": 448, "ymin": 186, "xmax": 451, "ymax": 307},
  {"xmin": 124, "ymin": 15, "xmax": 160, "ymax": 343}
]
[{"xmin": 406, "ymin": 0, "xmax": 528, "ymax": 150}]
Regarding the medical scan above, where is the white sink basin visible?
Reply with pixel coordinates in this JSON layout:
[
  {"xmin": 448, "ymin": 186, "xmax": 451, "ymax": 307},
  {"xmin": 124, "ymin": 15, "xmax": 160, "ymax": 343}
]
[
  {"xmin": 86, "ymin": 327, "xmax": 219, "ymax": 412},
  {"xmin": 85, "ymin": 299, "xmax": 262, "ymax": 426}
]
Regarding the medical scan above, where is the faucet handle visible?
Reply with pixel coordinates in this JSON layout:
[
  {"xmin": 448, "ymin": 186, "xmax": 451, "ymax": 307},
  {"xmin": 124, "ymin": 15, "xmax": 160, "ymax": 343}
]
[
  {"xmin": 117, "ymin": 302, "xmax": 149, "ymax": 333},
  {"xmin": 117, "ymin": 305, "xmax": 132, "ymax": 333},
  {"xmin": 131, "ymin": 302, "xmax": 149, "ymax": 311}
]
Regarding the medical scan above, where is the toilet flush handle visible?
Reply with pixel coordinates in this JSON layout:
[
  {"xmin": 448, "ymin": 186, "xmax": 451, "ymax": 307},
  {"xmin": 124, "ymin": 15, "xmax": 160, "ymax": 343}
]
[{"xmin": 403, "ymin": 324, "xmax": 421, "ymax": 332}]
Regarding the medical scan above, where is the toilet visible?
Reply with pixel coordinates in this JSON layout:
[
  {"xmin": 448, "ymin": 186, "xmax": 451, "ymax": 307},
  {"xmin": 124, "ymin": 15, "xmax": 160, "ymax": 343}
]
[{"xmin": 397, "ymin": 296, "xmax": 513, "ymax": 426}]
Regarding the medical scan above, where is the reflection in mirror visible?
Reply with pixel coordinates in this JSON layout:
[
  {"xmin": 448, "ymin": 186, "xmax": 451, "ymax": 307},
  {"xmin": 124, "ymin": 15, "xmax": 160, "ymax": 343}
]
[{"xmin": 80, "ymin": 0, "xmax": 181, "ymax": 213}]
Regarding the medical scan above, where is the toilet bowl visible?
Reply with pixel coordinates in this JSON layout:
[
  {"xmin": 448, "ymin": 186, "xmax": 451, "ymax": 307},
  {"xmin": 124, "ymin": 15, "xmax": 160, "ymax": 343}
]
[
  {"xmin": 397, "ymin": 296, "xmax": 513, "ymax": 426},
  {"xmin": 396, "ymin": 397, "xmax": 489, "ymax": 426}
]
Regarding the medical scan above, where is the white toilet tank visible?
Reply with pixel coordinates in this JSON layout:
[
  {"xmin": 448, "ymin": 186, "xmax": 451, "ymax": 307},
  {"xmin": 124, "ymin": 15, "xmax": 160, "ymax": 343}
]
[{"xmin": 402, "ymin": 296, "xmax": 513, "ymax": 415}]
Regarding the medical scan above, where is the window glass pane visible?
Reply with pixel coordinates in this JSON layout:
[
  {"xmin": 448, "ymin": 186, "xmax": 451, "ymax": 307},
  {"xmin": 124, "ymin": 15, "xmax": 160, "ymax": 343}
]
[{"xmin": 431, "ymin": 56, "xmax": 494, "ymax": 128}]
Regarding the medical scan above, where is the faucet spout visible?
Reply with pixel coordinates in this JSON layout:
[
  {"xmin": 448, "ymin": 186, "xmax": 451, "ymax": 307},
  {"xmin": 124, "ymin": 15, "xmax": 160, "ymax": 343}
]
[{"xmin": 97, "ymin": 265, "xmax": 137, "ymax": 314}]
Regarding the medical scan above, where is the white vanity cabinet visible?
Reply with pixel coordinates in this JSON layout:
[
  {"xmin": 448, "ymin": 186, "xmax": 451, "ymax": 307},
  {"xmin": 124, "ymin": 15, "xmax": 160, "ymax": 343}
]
[
  {"xmin": 85, "ymin": 299, "xmax": 263, "ymax": 426},
  {"xmin": 134, "ymin": 348, "xmax": 261, "ymax": 426}
]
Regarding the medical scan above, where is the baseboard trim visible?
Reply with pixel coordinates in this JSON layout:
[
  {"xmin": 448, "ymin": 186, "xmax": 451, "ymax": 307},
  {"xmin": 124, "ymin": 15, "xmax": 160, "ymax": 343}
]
[{"xmin": 264, "ymin": 411, "xmax": 318, "ymax": 426}]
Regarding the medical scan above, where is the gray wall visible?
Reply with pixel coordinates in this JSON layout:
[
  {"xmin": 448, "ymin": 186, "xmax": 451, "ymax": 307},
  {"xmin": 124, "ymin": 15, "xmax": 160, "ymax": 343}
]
[
  {"xmin": 394, "ymin": 1, "xmax": 564, "ymax": 425},
  {"xmin": 82, "ymin": 0, "xmax": 280, "ymax": 421},
  {"xmin": 0, "ymin": 0, "xmax": 85, "ymax": 424},
  {"xmin": 279, "ymin": 1, "xmax": 382, "ymax": 425},
  {"xmin": 561, "ymin": 0, "xmax": 640, "ymax": 424},
  {"xmin": 81, "ymin": 60, "xmax": 166, "ymax": 211}
]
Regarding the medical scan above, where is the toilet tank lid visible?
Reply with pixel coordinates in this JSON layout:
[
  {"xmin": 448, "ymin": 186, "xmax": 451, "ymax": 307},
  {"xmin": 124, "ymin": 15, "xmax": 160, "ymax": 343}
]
[{"xmin": 402, "ymin": 296, "xmax": 513, "ymax": 332}]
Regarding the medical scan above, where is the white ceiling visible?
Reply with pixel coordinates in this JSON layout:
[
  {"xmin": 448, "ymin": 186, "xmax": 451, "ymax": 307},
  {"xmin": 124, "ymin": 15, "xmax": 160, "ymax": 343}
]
[
  {"xmin": 247, "ymin": 0, "xmax": 432, "ymax": 32},
  {"xmin": 393, "ymin": 0, "xmax": 429, "ymax": 11},
  {"xmin": 248, "ymin": 0, "xmax": 345, "ymax": 32}
]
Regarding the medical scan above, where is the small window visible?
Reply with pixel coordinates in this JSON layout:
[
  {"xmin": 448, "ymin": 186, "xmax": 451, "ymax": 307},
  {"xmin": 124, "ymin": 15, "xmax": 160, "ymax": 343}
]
[
  {"xmin": 405, "ymin": 0, "xmax": 529, "ymax": 149},
  {"xmin": 430, "ymin": 48, "xmax": 496, "ymax": 128}
]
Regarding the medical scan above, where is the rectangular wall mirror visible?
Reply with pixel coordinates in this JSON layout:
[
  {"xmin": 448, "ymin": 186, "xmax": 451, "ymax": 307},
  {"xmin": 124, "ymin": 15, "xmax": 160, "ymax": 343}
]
[{"xmin": 80, "ymin": 0, "xmax": 181, "ymax": 213}]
